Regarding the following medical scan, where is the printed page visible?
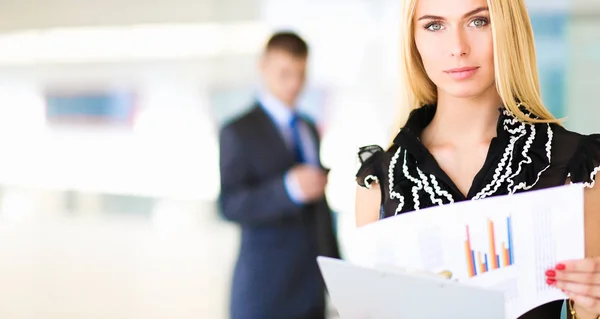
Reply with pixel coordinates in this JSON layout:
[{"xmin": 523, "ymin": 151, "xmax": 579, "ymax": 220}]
[{"xmin": 352, "ymin": 184, "xmax": 585, "ymax": 319}]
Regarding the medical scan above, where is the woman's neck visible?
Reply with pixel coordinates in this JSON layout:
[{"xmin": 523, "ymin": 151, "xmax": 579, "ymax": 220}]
[{"xmin": 423, "ymin": 91, "xmax": 503, "ymax": 146}]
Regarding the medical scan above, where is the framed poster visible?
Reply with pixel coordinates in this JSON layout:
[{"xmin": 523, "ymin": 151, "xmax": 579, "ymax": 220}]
[{"xmin": 44, "ymin": 86, "xmax": 137, "ymax": 127}]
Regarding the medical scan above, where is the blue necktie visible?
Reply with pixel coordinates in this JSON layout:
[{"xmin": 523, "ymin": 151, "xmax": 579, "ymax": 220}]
[{"xmin": 290, "ymin": 114, "xmax": 305, "ymax": 163}]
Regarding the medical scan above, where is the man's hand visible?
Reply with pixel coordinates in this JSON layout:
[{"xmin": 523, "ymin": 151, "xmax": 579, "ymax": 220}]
[{"xmin": 288, "ymin": 165, "xmax": 328, "ymax": 202}]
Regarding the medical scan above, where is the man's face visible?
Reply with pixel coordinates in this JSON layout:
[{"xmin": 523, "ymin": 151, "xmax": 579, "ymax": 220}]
[{"xmin": 260, "ymin": 49, "xmax": 307, "ymax": 107}]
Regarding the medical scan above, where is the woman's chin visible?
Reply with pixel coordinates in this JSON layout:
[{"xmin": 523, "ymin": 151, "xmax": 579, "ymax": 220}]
[{"xmin": 440, "ymin": 84, "xmax": 496, "ymax": 100}]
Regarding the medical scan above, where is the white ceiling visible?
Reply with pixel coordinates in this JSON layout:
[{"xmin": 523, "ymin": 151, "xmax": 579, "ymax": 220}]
[
  {"xmin": 0, "ymin": 0, "xmax": 261, "ymax": 31},
  {"xmin": 0, "ymin": 0, "xmax": 597, "ymax": 33}
]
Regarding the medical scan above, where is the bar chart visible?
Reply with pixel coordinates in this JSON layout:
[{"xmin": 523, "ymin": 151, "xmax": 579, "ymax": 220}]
[{"xmin": 465, "ymin": 216, "xmax": 515, "ymax": 277}]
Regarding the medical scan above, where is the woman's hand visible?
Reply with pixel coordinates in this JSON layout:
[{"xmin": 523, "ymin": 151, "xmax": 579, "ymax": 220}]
[{"xmin": 547, "ymin": 258, "xmax": 600, "ymax": 318}]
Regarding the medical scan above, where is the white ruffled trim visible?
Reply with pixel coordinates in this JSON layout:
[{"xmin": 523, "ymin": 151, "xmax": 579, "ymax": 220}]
[
  {"xmin": 402, "ymin": 151, "xmax": 423, "ymax": 210},
  {"xmin": 387, "ymin": 149, "xmax": 452, "ymax": 214},
  {"xmin": 545, "ymin": 125, "xmax": 552, "ymax": 162},
  {"xmin": 472, "ymin": 112, "xmax": 525, "ymax": 200},
  {"xmin": 506, "ymin": 123, "xmax": 536, "ymax": 193},
  {"xmin": 511, "ymin": 124, "xmax": 553, "ymax": 193},
  {"xmin": 388, "ymin": 147, "xmax": 405, "ymax": 215},
  {"xmin": 472, "ymin": 108, "xmax": 554, "ymax": 199},
  {"xmin": 430, "ymin": 175, "xmax": 454, "ymax": 203},
  {"xmin": 364, "ymin": 175, "xmax": 379, "ymax": 189},
  {"xmin": 584, "ymin": 166, "xmax": 599, "ymax": 189},
  {"xmin": 568, "ymin": 167, "xmax": 599, "ymax": 189},
  {"xmin": 416, "ymin": 168, "xmax": 444, "ymax": 206}
]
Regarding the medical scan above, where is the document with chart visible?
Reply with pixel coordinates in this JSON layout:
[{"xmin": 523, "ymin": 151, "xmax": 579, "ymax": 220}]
[{"xmin": 352, "ymin": 184, "xmax": 585, "ymax": 319}]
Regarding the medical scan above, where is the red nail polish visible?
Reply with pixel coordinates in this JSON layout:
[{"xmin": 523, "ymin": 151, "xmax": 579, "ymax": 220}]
[
  {"xmin": 546, "ymin": 270, "xmax": 556, "ymax": 277},
  {"xmin": 546, "ymin": 278, "xmax": 556, "ymax": 285},
  {"xmin": 555, "ymin": 263, "xmax": 566, "ymax": 270}
]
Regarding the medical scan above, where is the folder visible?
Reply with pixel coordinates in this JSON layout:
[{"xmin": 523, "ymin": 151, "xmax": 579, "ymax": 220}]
[{"xmin": 318, "ymin": 256, "xmax": 506, "ymax": 319}]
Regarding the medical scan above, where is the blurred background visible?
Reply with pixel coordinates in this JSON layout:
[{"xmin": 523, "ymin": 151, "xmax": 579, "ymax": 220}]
[{"xmin": 0, "ymin": 0, "xmax": 597, "ymax": 318}]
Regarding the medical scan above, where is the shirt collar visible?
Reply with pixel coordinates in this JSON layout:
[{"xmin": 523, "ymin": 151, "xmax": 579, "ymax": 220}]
[
  {"xmin": 257, "ymin": 90, "xmax": 295, "ymax": 127},
  {"xmin": 393, "ymin": 104, "xmax": 509, "ymax": 162}
]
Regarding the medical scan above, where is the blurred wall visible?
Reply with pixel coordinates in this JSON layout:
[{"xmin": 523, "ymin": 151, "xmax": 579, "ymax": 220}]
[
  {"xmin": 0, "ymin": 0, "xmax": 261, "ymax": 30},
  {"xmin": 0, "ymin": 0, "xmax": 596, "ymax": 318},
  {"xmin": 566, "ymin": 14, "xmax": 600, "ymax": 134}
]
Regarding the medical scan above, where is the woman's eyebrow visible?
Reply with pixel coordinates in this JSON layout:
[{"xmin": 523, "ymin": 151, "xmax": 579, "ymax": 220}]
[{"xmin": 417, "ymin": 6, "xmax": 489, "ymax": 21}]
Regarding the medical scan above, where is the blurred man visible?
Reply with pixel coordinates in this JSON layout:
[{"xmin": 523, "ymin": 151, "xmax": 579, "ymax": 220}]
[{"xmin": 218, "ymin": 31, "xmax": 340, "ymax": 319}]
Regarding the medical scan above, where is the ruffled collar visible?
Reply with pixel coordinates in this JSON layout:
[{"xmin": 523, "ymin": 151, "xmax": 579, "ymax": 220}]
[
  {"xmin": 385, "ymin": 104, "xmax": 554, "ymax": 214},
  {"xmin": 393, "ymin": 104, "xmax": 513, "ymax": 161}
]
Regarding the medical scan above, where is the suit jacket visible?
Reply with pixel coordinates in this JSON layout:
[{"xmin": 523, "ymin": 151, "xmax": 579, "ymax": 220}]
[{"xmin": 218, "ymin": 104, "xmax": 340, "ymax": 319}]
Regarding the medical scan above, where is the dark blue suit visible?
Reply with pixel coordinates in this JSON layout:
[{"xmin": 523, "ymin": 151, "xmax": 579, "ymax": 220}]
[{"xmin": 218, "ymin": 104, "xmax": 340, "ymax": 319}]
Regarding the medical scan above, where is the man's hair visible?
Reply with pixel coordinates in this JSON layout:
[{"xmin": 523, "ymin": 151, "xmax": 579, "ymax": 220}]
[{"xmin": 265, "ymin": 31, "xmax": 309, "ymax": 57}]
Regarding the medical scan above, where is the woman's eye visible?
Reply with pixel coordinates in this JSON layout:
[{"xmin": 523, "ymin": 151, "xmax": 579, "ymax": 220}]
[
  {"xmin": 425, "ymin": 22, "xmax": 444, "ymax": 32},
  {"xmin": 469, "ymin": 18, "xmax": 489, "ymax": 28}
]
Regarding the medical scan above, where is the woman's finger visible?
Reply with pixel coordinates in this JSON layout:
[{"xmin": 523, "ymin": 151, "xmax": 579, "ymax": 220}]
[
  {"xmin": 554, "ymin": 281, "xmax": 600, "ymax": 298},
  {"xmin": 551, "ymin": 270, "xmax": 600, "ymax": 285},
  {"xmin": 557, "ymin": 258, "xmax": 600, "ymax": 273}
]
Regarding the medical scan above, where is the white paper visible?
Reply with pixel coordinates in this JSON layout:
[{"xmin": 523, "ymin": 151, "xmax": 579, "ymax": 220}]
[{"xmin": 352, "ymin": 184, "xmax": 585, "ymax": 319}]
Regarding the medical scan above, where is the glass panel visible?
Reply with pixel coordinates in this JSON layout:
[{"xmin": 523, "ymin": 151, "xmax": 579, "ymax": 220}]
[{"xmin": 530, "ymin": 12, "xmax": 568, "ymax": 119}]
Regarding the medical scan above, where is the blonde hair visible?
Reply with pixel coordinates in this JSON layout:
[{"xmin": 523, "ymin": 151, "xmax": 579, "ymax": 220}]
[{"xmin": 392, "ymin": 0, "xmax": 560, "ymax": 138}]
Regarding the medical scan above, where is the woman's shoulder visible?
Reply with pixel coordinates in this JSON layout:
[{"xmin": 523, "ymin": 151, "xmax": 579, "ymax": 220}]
[
  {"xmin": 550, "ymin": 124, "xmax": 600, "ymax": 188},
  {"xmin": 355, "ymin": 144, "xmax": 397, "ymax": 188},
  {"xmin": 550, "ymin": 123, "xmax": 596, "ymax": 142}
]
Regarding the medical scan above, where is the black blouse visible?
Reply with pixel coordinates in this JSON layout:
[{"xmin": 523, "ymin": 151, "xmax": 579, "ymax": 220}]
[{"xmin": 355, "ymin": 105, "xmax": 600, "ymax": 319}]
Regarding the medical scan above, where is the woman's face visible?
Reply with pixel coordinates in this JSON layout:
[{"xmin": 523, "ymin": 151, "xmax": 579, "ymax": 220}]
[{"xmin": 414, "ymin": 0, "xmax": 496, "ymax": 100}]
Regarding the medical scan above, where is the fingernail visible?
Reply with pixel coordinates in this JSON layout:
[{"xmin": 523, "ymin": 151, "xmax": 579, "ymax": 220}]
[
  {"xmin": 546, "ymin": 278, "xmax": 556, "ymax": 285},
  {"xmin": 555, "ymin": 263, "xmax": 566, "ymax": 270},
  {"xmin": 545, "ymin": 270, "xmax": 556, "ymax": 277}
]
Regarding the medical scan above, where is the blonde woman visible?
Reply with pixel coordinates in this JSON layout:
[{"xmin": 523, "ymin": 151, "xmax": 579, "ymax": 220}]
[{"xmin": 354, "ymin": 0, "xmax": 600, "ymax": 318}]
